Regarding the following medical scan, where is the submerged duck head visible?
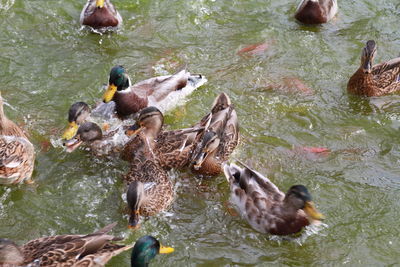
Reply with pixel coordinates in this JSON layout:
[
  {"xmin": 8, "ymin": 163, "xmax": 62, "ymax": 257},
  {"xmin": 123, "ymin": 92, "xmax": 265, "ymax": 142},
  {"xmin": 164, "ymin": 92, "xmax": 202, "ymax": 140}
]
[
  {"xmin": 0, "ymin": 239, "xmax": 24, "ymax": 265},
  {"xmin": 63, "ymin": 122, "xmax": 103, "ymax": 152},
  {"xmin": 285, "ymin": 185, "xmax": 324, "ymax": 221},
  {"xmin": 361, "ymin": 40, "xmax": 377, "ymax": 74},
  {"xmin": 191, "ymin": 131, "xmax": 220, "ymax": 170},
  {"xmin": 103, "ymin": 65, "xmax": 131, "ymax": 103},
  {"xmin": 62, "ymin": 102, "xmax": 91, "ymax": 140},
  {"xmin": 125, "ymin": 107, "xmax": 164, "ymax": 137},
  {"xmin": 131, "ymin": 236, "xmax": 174, "ymax": 267}
]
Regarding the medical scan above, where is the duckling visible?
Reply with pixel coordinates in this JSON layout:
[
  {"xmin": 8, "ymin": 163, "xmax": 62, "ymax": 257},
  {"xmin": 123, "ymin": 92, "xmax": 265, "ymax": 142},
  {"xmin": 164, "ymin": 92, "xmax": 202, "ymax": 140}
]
[
  {"xmin": 0, "ymin": 222, "xmax": 131, "ymax": 266},
  {"xmin": 0, "ymin": 92, "xmax": 35, "ymax": 185},
  {"xmin": 121, "ymin": 106, "xmax": 206, "ymax": 170},
  {"xmin": 223, "ymin": 162, "xmax": 324, "ymax": 235},
  {"xmin": 190, "ymin": 93, "xmax": 239, "ymax": 176},
  {"xmin": 80, "ymin": 0, "xmax": 122, "ymax": 29},
  {"xmin": 295, "ymin": 0, "xmax": 338, "ymax": 24},
  {"xmin": 63, "ymin": 121, "xmax": 129, "ymax": 156},
  {"xmin": 347, "ymin": 40, "xmax": 400, "ymax": 96},
  {"xmin": 102, "ymin": 65, "xmax": 207, "ymax": 119}
]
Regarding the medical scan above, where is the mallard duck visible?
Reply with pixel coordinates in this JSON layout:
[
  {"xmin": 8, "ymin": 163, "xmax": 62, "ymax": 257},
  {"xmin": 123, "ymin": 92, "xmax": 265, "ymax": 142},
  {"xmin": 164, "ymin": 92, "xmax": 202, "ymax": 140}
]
[
  {"xmin": 347, "ymin": 40, "xmax": 400, "ymax": 97},
  {"xmin": 121, "ymin": 106, "xmax": 207, "ymax": 170},
  {"xmin": 190, "ymin": 93, "xmax": 239, "ymax": 176},
  {"xmin": 295, "ymin": 0, "xmax": 338, "ymax": 24},
  {"xmin": 62, "ymin": 101, "xmax": 91, "ymax": 140},
  {"xmin": 0, "ymin": 223, "xmax": 173, "ymax": 266},
  {"xmin": 102, "ymin": 65, "xmax": 207, "ymax": 119},
  {"xmin": 63, "ymin": 121, "xmax": 130, "ymax": 156},
  {"xmin": 80, "ymin": 0, "xmax": 122, "ymax": 29},
  {"xmin": 223, "ymin": 162, "xmax": 324, "ymax": 235},
  {"xmin": 0, "ymin": 92, "xmax": 35, "ymax": 185},
  {"xmin": 123, "ymin": 122, "xmax": 174, "ymax": 228}
]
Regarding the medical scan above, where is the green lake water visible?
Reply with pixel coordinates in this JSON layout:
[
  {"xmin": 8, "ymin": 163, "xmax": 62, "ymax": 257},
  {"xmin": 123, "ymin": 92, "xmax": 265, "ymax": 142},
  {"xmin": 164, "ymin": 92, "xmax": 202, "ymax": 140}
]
[{"xmin": 1, "ymin": 0, "xmax": 400, "ymax": 266}]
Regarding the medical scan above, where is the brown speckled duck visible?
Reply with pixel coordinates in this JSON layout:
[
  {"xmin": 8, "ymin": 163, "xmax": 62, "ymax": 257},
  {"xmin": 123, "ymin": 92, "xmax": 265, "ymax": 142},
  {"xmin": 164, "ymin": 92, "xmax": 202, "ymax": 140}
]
[
  {"xmin": 295, "ymin": 0, "xmax": 338, "ymax": 24},
  {"xmin": 102, "ymin": 65, "xmax": 206, "ymax": 119},
  {"xmin": 0, "ymin": 92, "xmax": 35, "ymax": 185},
  {"xmin": 347, "ymin": 40, "xmax": 400, "ymax": 97},
  {"xmin": 80, "ymin": 0, "xmax": 122, "ymax": 29},
  {"xmin": 0, "ymin": 223, "xmax": 132, "ymax": 266},
  {"xmin": 223, "ymin": 162, "xmax": 324, "ymax": 235},
  {"xmin": 121, "ymin": 106, "xmax": 207, "ymax": 170},
  {"xmin": 190, "ymin": 93, "xmax": 239, "ymax": 176}
]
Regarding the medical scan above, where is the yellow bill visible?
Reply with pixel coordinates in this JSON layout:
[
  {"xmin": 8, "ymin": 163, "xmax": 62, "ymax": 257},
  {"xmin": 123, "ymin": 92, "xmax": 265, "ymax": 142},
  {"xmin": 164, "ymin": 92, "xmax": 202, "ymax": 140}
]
[
  {"xmin": 62, "ymin": 122, "xmax": 78, "ymax": 140},
  {"xmin": 96, "ymin": 0, "xmax": 105, "ymax": 8},
  {"xmin": 159, "ymin": 245, "xmax": 174, "ymax": 254},
  {"xmin": 304, "ymin": 201, "xmax": 325, "ymax": 221},
  {"xmin": 103, "ymin": 84, "xmax": 117, "ymax": 103}
]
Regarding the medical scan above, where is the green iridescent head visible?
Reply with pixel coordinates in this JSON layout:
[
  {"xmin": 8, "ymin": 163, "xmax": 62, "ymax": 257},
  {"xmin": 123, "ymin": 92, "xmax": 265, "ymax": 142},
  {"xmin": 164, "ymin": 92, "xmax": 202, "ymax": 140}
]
[
  {"xmin": 103, "ymin": 65, "xmax": 130, "ymax": 103},
  {"xmin": 131, "ymin": 236, "xmax": 174, "ymax": 267}
]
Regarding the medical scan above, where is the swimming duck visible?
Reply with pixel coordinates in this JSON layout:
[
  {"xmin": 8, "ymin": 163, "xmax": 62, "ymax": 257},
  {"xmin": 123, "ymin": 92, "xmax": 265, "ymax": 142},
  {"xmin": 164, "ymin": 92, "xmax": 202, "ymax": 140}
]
[
  {"xmin": 0, "ymin": 92, "xmax": 35, "ymax": 185},
  {"xmin": 131, "ymin": 235, "xmax": 174, "ymax": 267},
  {"xmin": 80, "ymin": 0, "xmax": 122, "ymax": 29},
  {"xmin": 347, "ymin": 40, "xmax": 400, "ymax": 97},
  {"xmin": 295, "ymin": 0, "xmax": 338, "ymax": 24},
  {"xmin": 62, "ymin": 101, "xmax": 91, "ymax": 140},
  {"xmin": 123, "ymin": 119, "xmax": 174, "ymax": 229},
  {"xmin": 121, "ymin": 106, "xmax": 207, "ymax": 170},
  {"xmin": 102, "ymin": 65, "xmax": 206, "ymax": 119},
  {"xmin": 223, "ymin": 162, "xmax": 324, "ymax": 235},
  {"xmin": 190, "ymin": 93, "xmax": 239, "ymax": 176}
]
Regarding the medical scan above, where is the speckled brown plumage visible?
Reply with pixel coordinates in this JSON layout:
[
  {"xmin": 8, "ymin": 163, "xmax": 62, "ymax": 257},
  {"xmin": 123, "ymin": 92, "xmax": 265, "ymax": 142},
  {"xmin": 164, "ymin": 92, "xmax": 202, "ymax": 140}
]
[
  {"xmin": 0, "ymin": 223, "xmax": 132, "ymax": 266},
  {"xmin": 347, "ymin": 40, "xmax": 400, "ymax": 97},
  {"xmin": 0, "ymin": 93, "xmax": 35, "ymax": 185}
]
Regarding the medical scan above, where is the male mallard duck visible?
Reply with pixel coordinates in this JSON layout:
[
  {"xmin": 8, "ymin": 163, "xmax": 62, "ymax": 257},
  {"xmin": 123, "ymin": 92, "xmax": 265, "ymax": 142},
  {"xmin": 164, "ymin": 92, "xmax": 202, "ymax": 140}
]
[
  {"xmin": 0, "ymin": 223, "xmax": 173, "ymax": 266},
  {"xmin": 123, "ymin": 121, "xmax": 174, "ymax": 228},
  {"xmin": 121, "ymin": 106, "xmax": 207, "ymax": 170},
  {"xmin": 347, "ymin": 40, "xmax": 400, "ymax": 97},
  {"xmin": 80, "ymin": 0, "xmax": 122, "ymax": 29},
  {"xmin": 295, "ymin": 0, "xmax": 338, "ymax": 24},
  {"xmin": 223, "ymin": 162, "xmax": 324, "ymax": 235},
  {"xmin": 190, "ymin": 93, "xmax": 239, "ymax": 176},
  {"xmin": 63, "ymin": 121, "xmax": 130, "ymax": 156},
  {"xmin": 0, "ymin": 92, "xmax": 35, "ymax": 185},
  {"xmin": 62, "ymin": 101, "xmax": 91, "ymax": 140},
  {"xmin": 102, "ymin": 65, "xmax": 207, "ymax": 119},
  {"xmin": 0, "ymin": 222, "xmax": 131, "ymax": 266}
]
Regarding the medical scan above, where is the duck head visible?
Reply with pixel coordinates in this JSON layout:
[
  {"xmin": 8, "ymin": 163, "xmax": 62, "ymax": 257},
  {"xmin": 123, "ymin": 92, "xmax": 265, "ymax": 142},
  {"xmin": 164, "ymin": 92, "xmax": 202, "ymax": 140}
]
[
  {"xmin": 191, "ymin": 131, "xmax": 220, "ymax": 170},
  {"xmin": 62, "ymin": 102, "xmax": 91, "ymax": 140},
  {"xmin": 285, "ymin": 185, "xmax": 324, "ymax": 221},
  {"xmin": 361, "ymin": 40, "xmax": 377, "ymax": 74},
  {"xmin": 103, "ymin": 65, "xmax": 131, "ymax": 103},
  {"xmin": 0, "ymin": 239, "xmax": 24, "ymax": 265},
  {"xmin": 63, "ymin": 122, "xmax": 103, "ymax": 152},
  {"xmin": 125, "ymin": 107, "xmax": 164, "ymax": 138},
  {"xmin": 131, "ymin": 236, "xmax": 174, "ymax": 267},
  {"xmin": 96, "ymin": 0, "xmax": 105, "ymax": 8}
]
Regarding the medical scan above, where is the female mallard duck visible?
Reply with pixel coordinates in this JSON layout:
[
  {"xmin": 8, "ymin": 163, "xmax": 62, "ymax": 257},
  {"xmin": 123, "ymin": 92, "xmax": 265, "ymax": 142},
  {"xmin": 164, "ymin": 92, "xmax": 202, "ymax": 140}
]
[
  {"xmin": 347, "ymin": 40, "xmax": 400, "ymax": 97},
  {"xmin": 102, "ymin": 65, "xmax": 207, "ymax": 119},
  {"xmin": 0, "ymin": 223, "xmax": 173, "ymax": 267},
  {"xmin": 223, "ymin": 162, "xmax": 324, "ymax": 235},
  {"xmin": 190, "ymin": 93, "xmax": 239, "ymax": 176},
  {"xmin": 295, "ymin": 0, "xmax": 338, "ymax": 24},
  {"xmin": 0, "ymin": 92, "xmax": 35, "ymax": 185},
  {"xmin": 63, "ymin": 121, "xmax": 130, "ymax": 156},
  {"xmin": 121, "ymin": 106, "xmax": 207, "ymax": 170},
  {"xmin": 80, "ymin": 0, "xmax": 122, "ymax": 29}
]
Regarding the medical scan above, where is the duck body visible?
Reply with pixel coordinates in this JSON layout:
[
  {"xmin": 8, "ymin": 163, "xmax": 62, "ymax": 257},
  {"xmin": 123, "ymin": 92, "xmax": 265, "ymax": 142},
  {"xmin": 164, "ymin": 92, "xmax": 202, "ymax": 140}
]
[
  {"xmin": 295, "ymin": 0, "xmax": 337, "ymax": 24},
  {"xmin": 190, "ymin": 93, "xmax": 239, "ymax": 176},
  {"xmin": 223, "ymin": 162, "xmax": 324, "ymax": 235},
  {"xmin": 121, "ymin": 107, "xmax": 207, "ymax": 170},
  {"xmin": 0, "ymin": 93, "xmax": 35, "ymax": 185},
  {"xmin": 103, "ymin": 66, "xmax": 207, "ymax": 119},
  {"xmin": 0, "ymin": 223, "xmax": 133, "ymax": 266},
  {"xmin": 347, "ymin": 40, "xmax": 400, "ymax": 97},
  {"xmin": 80, "ymin": 0, "xmax": 122, "ymax": 29}
]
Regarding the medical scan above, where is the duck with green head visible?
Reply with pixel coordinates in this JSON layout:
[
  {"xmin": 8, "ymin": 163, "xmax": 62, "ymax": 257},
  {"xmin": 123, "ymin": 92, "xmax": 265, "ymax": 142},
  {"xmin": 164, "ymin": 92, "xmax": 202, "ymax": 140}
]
[
  {"xmin": 131, "ymin": 236, "xmax": 174, "ymax": 267},
  {"xmin": 80, "ymin": 0, "xmax": 122, "ymax": 29},
  {"xmin": 295, "ymin": 0, "xmax": 338, "ymax": 24},
  {"xmin": 223, "ymin": 162, "xmax": 324, "ymax": 235},
  {"xmin": 102, "ymin": 65, "xmax": 207, "ymax": 119},
  {"xmin": 347, "ymin": 40, "xmax": 400, "ymax": 96}
]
